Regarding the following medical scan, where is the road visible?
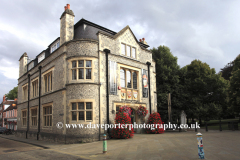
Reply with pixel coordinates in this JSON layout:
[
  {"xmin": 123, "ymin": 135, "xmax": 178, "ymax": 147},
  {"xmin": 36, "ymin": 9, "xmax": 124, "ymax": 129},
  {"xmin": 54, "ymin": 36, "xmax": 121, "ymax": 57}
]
[{"xmin": 0, "ymin": 137, "xmax": 86, "ymax": 160}]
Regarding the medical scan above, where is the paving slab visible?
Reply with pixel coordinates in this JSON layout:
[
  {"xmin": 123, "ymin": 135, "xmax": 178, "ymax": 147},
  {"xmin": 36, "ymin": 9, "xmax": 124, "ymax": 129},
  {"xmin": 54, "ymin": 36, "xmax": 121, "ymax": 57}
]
[{"xmin": 0, "ymin": 129, "xmax": 240, "ymax": 160}]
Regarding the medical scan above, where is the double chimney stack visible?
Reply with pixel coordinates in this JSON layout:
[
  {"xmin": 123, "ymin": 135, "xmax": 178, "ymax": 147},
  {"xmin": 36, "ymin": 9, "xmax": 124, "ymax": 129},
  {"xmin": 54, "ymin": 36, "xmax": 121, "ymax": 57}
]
[
  {"xmin": 64, "ymin": 4, "xmax": 70, "ymax": 11},
  {"xmin": 139, "ymin": 38, "xmax": 148, "ymax": 45}
]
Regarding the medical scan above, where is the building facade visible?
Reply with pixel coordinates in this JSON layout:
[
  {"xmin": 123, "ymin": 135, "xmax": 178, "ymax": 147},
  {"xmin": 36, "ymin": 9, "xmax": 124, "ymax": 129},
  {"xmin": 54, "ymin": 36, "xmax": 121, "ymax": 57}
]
[
  {"xmin": 0, "ymin": 95, "xmax": 17, "ymax": 129},
  {"xmin": 17, "ymin": 4, "xmax": 157, "ymax": 143}
]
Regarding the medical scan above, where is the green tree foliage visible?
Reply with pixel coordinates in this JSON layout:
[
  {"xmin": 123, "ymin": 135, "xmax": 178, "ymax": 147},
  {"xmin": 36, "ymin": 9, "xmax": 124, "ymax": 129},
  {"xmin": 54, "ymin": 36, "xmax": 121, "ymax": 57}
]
[
  {"xmin": 5, "ymin": 86, "xmax": 18, "ymax": 100},
  {"xmin": 229, "ymin": 55, "xmax": 240, "ymax": 115},
  {"xmin": 220, "ymin": 61, "xmax": 234, "ymax": 80},
  {"xmin": 151, "ymin": 45, "xmax": 180, "ymax": 122},
  {"xmin": 185, "ymin": 60, "xmax": 229, "ymax": 121},
  {"xmin": 152, "ymin": 45, "xmax": 229, "ymax": 122}
]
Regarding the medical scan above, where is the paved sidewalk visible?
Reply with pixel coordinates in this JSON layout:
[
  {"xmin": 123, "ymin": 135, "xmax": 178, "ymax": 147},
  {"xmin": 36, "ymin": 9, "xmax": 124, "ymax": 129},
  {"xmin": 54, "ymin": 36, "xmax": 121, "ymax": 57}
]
[{"xmin": 1, "ymin": 130, "xmax": 240, "ymax": 160}]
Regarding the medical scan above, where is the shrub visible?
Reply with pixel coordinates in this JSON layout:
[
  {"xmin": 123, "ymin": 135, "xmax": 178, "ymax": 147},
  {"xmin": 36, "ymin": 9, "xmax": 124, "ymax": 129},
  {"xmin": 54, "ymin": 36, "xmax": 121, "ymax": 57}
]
[
  {"xmin": 111, "ymin": 110, "xmax": 134, "ymax": 139},
  {"xmin": 146, "ymin": 112, "xmax": 164, "ymax": 134}
]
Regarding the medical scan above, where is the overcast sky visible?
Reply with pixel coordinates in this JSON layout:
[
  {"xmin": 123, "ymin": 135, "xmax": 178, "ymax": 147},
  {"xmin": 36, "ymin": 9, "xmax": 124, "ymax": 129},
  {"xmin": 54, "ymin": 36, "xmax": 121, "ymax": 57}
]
[{"xmin": 0, "ymin": 0, "xmax": 239, "ymax": 102}]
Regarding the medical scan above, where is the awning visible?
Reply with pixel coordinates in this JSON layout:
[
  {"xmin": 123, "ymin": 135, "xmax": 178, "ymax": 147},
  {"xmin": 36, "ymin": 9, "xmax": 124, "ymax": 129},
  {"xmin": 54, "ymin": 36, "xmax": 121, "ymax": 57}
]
[{"xmin": 6, "ymin": 118, "xmax": 17, "ymax": 121}]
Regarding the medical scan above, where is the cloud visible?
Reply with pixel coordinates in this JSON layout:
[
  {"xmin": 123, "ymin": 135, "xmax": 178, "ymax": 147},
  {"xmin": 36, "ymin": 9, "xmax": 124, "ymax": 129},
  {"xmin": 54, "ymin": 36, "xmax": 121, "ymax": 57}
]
[{"xmin": 0, "ymin": 0, "xmax": 240, "ymax": 101}]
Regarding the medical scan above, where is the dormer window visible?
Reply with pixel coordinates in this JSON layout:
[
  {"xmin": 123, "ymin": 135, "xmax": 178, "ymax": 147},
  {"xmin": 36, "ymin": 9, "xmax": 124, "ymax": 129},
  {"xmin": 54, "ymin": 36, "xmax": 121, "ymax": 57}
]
[
  {"xmin": 28, "ymin": 61, "xmax": 34, "ymax": 71},
  {"xmin": 38, "ymin": 52, "xmax": 45, "ymax": 63},
  {"xmin": 51, "ymin": 41, "xmax": 60, "ymax": 53}
]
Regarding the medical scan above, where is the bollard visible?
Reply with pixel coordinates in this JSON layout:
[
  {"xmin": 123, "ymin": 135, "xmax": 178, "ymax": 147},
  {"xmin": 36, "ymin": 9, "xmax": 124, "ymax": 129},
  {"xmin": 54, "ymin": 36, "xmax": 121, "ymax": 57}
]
[
  {"xmin": 196, "ymin": 132, "xmax": 205, "ymax": 159},
  {"xmin": 103, "ymin": 134, "xmax": 107, "ymax": 153}
]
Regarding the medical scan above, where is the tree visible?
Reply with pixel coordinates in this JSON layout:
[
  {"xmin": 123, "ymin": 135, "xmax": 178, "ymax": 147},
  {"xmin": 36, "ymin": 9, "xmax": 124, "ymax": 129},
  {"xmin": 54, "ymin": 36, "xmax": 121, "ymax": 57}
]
[
  {"xmin": 151, "ymin": 45, "xmax": 180, "ymax": 122},
  {"xmin": 229, "ymin": 55, "xmax": 240, "ymax": 116},
  {"xmin": 185, "ymin": 60, "xmax": 229, "ymax": 121},
  {"xmin": 220, "ymin": 61, "xmax": 234, "ymax": 80},
  {"xmin": 5, "ymin": 86, "xmax": 18, "ymax": 100}
]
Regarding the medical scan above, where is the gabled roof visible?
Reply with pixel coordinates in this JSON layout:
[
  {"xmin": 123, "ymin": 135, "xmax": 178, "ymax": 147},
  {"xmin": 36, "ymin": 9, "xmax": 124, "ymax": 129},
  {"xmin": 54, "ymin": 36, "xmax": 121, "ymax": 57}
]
[
  {"xmin": 112, "ymin": 25, "xmax": 150, "ymax": 49},
  {"xmin": 97, "ymin": 25, "xmax": 150, "ymax": 50}
]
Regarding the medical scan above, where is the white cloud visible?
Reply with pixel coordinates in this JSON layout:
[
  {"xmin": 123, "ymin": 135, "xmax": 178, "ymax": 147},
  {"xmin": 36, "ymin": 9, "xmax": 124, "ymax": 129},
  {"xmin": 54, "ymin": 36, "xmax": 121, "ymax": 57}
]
[
  {"xmin": 0, "ymin": 67, "xmax": 19, "ymax": 80},
  {"xmin": 0, "ymin": 59, "xmax": 19, "ymax": 80}
]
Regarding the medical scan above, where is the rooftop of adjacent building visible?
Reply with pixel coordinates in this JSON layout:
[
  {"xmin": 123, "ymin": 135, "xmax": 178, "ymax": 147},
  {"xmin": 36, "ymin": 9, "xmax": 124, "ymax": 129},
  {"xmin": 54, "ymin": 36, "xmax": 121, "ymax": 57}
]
[
  {"xmin": 0, "ymin": 95, "xmax": 17, "ymax": 112},
  {"xmin": 19, "ymin": 4, "xmax": 150, "ymax": 79}
]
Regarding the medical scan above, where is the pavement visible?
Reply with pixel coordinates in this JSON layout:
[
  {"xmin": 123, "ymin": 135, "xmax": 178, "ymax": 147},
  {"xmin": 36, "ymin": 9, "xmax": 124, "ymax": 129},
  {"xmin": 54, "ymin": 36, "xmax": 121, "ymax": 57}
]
[{"xmin": 0, "ymin": 129, "xmax": 240, "ymax": 160}]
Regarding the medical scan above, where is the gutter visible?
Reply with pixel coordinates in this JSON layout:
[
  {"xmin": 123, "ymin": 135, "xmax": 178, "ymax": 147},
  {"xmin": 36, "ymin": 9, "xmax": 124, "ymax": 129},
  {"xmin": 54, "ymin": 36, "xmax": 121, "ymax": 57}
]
[
  {"xmin": 26, "ymin": 74, "xmax": 30, "ymax": 138},
  {"xmin": 146, "ymin": 62, "xmax": 152, "ymax": 114},
  {"xmin": 104, "ymin": 49, "xmax": 110, "ymax": 135},
  {"xmin": 37, "ymin": 66, "xmax": 42, "ymax": 140}
]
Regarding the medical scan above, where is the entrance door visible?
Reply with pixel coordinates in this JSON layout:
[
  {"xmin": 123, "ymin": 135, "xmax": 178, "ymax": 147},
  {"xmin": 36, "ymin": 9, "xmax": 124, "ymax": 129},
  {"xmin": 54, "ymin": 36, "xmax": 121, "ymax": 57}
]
[
  {"xmin": 131, "ymin": 109, "xmax": 137, "ymax": 132},
  {"xmin": 131, "ymin": 109, "xmax": 135, "ymax": 124}
]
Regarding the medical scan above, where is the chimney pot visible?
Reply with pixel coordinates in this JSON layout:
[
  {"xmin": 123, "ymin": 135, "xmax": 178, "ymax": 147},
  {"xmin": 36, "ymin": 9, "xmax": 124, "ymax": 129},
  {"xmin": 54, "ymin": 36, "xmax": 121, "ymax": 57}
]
[
  {"xmin": 67, "ymin": 4, "xmax": 70, "ymax": 9},
  {"xmin": 64, "ymin": 6, "xmax": 67, "ymax": 11},
  {"xmin": 139, "ymin": 39, "xmax": 142, "ymax": 42},
  {"xmin": 3, "ymin": 95, "xmax": 5, "ymax": 102},
  {"xmin": 142, "ymin": 38, "xmax": 145, "ymax": 41}
]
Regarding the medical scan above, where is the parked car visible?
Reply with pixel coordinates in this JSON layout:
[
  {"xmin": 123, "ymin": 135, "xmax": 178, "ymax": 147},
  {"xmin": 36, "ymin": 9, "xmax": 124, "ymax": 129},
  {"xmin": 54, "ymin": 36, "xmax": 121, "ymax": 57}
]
[
  {"xmin": 0, "ymin": 127, "xmax": 7, "ymax": 134},
  {"xmin": 3, "ymin": 129, "xmax": 12, "ymax": 135}
]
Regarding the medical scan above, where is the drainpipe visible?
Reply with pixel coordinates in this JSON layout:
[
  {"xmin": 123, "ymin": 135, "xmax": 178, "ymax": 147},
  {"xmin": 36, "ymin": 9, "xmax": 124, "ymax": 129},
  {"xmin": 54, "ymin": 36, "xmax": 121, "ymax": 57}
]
[
  {"xmin": 37, "ymin": 66, "xmax": 42, "ymax": 140},
  {"xmin": 98, "ymin": 49, "xmax": 101, "ymax": 141},
  {"xmin": 146, "ymin": 62, "xmax": 152, "ymax": 114},
  {"xmin": 26, "ymin": 74, "xmax": 31, "ymax": 139},
  {"xmin": 104, "ymin": 49, "xmax": 110, "ymax": 135}
]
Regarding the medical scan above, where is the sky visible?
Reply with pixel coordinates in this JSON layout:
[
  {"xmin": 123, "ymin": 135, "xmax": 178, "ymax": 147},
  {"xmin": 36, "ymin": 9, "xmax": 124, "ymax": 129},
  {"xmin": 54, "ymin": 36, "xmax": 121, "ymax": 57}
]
[{"xmin": 0, "ymin": 0, "xmax": 239, "ymax": 102}]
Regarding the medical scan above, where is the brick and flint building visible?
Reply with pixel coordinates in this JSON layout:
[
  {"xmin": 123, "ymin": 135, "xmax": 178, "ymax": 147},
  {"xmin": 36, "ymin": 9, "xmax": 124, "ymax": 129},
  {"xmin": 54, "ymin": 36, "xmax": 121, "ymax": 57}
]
[{"xmin": 17, "ymin": 4, "xmax": 157, "ymax": 143}]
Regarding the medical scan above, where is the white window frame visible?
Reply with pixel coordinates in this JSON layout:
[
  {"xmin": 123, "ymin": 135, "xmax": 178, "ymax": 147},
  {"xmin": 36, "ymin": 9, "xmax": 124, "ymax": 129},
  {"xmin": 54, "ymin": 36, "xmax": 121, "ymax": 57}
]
[
  {"xmin": 121, "ymin": 43, "xmax": 137, "ymax": 59},
  {"xmin": 51, "ymin": 40, "xmax": 60, "ymax": 53}
]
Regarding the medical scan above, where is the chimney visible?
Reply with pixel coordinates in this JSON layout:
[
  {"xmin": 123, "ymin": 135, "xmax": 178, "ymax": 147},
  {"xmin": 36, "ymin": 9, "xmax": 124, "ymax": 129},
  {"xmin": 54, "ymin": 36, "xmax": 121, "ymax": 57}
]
[
  {"xmin": 3, "ymin": 95, "xmax": 5, "ymax": 102},
  {"xmin": 67, "ymin": 4, "xmax": 70, "ymax": 9},
  {"xmin": 60, "ymin": 4, "xmax": 75, "ymax": 45},
  {"xmin": 142, "ymin": 38, "xmax": 148, "ymax": 45},
  {"xmin": 19, "ymin": 52, "xmax": 28, "ymax": 78}
]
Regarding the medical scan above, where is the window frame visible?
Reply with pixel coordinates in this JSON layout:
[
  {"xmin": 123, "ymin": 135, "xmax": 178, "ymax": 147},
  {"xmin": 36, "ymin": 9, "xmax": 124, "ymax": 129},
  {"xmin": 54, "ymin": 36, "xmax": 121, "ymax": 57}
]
[
  {"xmin": 42, "ymin": 104, "xmax": 53, "ymax": 127},
  {"xmin": 71, "ymin": 60, "xmax": 93, "ymax": 81},
  {"xmin": 51, "ymin": 40, "xmax": 60, "ymax": 53},
  {"xmin": 31, "ymin": 78, "xmax": 39, "ymax": 98},
  {"xmin": 120, "ymin": 67, "xmax": 139, "ymax": 100},
  {"xmin": 30, "ymin": 107, "xmax": 38, "ymax": 127},
  {"xmin": 22, "ymin": 84, "xmax": 28, "ymax": 101},
  {"xmin": 69, "ymin": 100, "xmax": 94, "ymax": 124},
  {"xmin": 71, "ymin": 102, "xmax": 93, "ymax": 122},
  {"xmin": 22, "ymin": 109, "xmax": 27, "ymax": 127},
  {"xmin": 121, "ymin": 43, "xmax": 137, "ymax": 59},
  {"xmin": 42, "ymin": 68, "xmax": 54, "ymax": 94}
]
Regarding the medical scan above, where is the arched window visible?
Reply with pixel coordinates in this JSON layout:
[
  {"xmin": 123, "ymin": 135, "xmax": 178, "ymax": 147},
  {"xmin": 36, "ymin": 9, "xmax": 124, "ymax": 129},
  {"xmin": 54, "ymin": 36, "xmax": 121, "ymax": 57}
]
[
  {"xmin": 120, "ymin": 69, "xmax": 125, "ymax": 87},
  {"xmin": 133, "ymin": 72, "xmax": 137, "ymax": 89},
  {"xmin": 127, "ymin": 71, "xmax": 131, "ymax": 88}
]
